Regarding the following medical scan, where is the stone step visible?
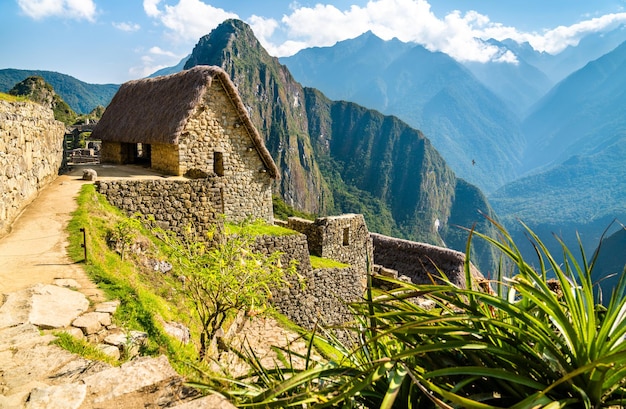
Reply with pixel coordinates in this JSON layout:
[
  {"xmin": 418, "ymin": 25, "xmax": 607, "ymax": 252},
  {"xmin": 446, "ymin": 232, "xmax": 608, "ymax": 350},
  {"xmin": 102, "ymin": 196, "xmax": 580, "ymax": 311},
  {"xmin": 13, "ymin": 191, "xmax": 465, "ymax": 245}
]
[{"xmin": 0, "ymin": 284, "xmax": 235, "ymax": 408}]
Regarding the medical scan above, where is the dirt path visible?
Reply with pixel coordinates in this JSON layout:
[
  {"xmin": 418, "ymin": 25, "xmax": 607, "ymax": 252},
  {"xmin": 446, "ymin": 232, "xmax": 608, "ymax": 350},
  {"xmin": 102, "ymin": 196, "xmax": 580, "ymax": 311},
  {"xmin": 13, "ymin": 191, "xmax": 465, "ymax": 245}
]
[
  {"xmin": 0, "ymin": 164, "xmax": 174, "ymax": 300},
  {"xmin": 0, "ymin": 172, "xmax": 105, "ymax": 300}
]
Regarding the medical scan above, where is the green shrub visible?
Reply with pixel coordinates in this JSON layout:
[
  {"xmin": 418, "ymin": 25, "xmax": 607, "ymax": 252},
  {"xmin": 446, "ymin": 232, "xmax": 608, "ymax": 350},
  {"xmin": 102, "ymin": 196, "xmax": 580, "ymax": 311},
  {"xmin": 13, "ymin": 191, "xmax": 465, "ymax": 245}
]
[{"xmin": 210, "ymin": 218, "xmax": 626, "ymax": 408}]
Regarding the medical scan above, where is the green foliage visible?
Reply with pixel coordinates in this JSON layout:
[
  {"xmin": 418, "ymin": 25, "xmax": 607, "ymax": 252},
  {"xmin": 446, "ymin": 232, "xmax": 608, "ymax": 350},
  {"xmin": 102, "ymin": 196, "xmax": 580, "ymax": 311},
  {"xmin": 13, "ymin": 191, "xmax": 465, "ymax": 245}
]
[
  {"xmin": 106, "ymin": 217, "xmax": 142, "ymax": 260},
  {"xmin": 67, "ymin": 185, "xmax": 197, "ymax": 369},
  {"xmin": 225, "ymin": 218, "xmax": 298, "ymax": 237},
  {"xmin": 0, "ymin": 68, "xmax": 119, "ymax": 114},
  {"xmin": 148, "ymin": 219, "xmax": 297, "ymax": 360},
  {"xmin": 273, "ymin": 195, "xmax": 316, "ymax": 221},
  {"xmin": 8, "ymin": 75, "xmax": 77, "ymax": 124},
  {"xmin": 212, "ymin": 219, "xmax": 626, "ymax": 408},
  {"xmin": 309, "ymin": 255, "xmax": 349, "ymax": 269},
  {"xmin": 52, "ymin": 332, "xmax": 118, "ymax": 366}
]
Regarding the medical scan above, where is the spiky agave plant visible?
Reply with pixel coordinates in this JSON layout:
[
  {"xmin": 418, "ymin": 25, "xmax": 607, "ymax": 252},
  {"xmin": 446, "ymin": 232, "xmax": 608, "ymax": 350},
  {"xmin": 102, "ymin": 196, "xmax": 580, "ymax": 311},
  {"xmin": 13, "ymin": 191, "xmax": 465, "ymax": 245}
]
[{"xmin": 204, "ymin": 219, "xmax": 626, "ymax": 408}]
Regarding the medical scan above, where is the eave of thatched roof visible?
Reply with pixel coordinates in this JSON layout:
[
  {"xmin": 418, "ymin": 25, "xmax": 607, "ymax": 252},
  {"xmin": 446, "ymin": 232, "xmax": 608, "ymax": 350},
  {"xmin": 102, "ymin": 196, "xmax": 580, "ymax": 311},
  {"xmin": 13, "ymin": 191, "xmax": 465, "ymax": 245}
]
[{"xmin": 91, "ymin": 65, "xmax": 279, "ymax": 179}]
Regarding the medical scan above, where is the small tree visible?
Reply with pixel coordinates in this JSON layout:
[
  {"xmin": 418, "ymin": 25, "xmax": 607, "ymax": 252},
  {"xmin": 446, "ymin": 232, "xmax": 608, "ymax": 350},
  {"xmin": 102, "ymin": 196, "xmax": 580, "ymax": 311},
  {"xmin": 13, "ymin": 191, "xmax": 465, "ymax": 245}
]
[
  {"xmin": 107, "ymin": 217, "xmax": 142, "ymax": 260},
  {"xmin": 154, "ymin": 220, "xmax": 296, "ymax": 360}
]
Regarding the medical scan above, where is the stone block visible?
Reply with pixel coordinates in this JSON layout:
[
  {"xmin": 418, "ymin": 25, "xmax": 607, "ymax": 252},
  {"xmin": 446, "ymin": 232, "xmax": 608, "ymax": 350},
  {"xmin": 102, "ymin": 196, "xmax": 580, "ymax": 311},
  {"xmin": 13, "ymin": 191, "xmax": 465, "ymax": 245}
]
[
  {"xmin": 29, "ymin": 284, "xmax": 90, "ymax": 329},
  {"xmin": 26, "ymin": 383, "xmax": 87, "ymax": 409}
]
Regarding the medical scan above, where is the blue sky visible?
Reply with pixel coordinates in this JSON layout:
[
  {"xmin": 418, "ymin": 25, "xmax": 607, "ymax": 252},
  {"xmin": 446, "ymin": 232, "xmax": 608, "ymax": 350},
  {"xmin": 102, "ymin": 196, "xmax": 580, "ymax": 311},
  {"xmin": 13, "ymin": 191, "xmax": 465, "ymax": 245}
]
[{"xmin": 1, "ymin": 0, "xmax": 625, "ymax": 84}]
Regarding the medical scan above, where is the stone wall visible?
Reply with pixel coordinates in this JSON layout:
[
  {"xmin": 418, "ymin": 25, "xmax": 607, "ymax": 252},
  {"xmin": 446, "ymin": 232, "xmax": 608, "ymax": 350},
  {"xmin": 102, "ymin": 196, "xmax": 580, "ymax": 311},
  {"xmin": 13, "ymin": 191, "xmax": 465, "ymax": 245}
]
[
  {"xmin": 0, "ymin": 100, "xmax": 65, "ymax": 235},
  {"xmin": 371, "ymin": 233, "xmax": 485, "ymax": 290},
  {"xmin": 253, "ymin": 233, "xmax": 363, "ymax": 333},
  {"xmin": 96, "ymin": 175, "xmax": 274, "ymax": 230},
  {"xmin": 178, "ymin": 78, "xmax": 274, "ymax": 223},
  {"xmin": 286, "ymin": 214, "xmax": 372, "ymax": 277},
  {"xmin": 96, "ymin": 179, "xmax": 224, "ymax": 238}
]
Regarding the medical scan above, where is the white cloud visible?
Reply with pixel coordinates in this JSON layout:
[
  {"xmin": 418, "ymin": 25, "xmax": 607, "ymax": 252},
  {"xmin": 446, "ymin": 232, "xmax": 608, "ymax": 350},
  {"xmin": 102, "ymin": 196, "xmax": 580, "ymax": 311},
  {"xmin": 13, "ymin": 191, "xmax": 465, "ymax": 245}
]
[
  {"xmin": 505, "ymin": 13, "xmax": 626, "ymax": 54},
  {"xmin": 139, "ymin": 0, "xmax": 626, "ymax": 66},
  {"xmin": 248, "ymin": 15, "xmax": 279, "ymax": 48},
  {"xmin": 148, "ymin": 46, "xmax": 178, "ymax": 58},
  {"xmin": 269, "ymin": 0, "xmax": 626, "ymax": 62},
  {"xmin": 17, "ymin": 0, "xmax": 96, "ymax": 21},
  {"xmin": 143, "ymin": 0, "xmax": 162, "ymax": 18},
  {"xmin": 113, "ymin": 22, "xmax": 141, "ymax": 32},
  {"xmin": 130, "ymin": 46, "xmax": 186, "ymax": 79},
  {"xmin": 276, "ymin": 0, "xmax": 513, "ymax": 62},
  {"xmin": 144, "ymin": 0, "xmax": 239, "ymax": 42},
  {"xmin": 129, "ymin": 55, "xmax": 166, "ymax": 78}
]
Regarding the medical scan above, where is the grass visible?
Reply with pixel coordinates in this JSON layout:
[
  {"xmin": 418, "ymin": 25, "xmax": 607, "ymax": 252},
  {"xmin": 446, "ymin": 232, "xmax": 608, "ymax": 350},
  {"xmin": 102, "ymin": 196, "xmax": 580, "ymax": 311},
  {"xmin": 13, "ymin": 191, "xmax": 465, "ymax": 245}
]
[
  {"xmin": 310, "ymin": 255, "xmax": 349, "ymax": 269},
  {"xmin": 52, "ymin": 332, "xmax": 119, "ymax": 366},
  {"xmin": 0, "ymin": 92, "xmax": 29, "ymax": 102},
  {"xmin": 226, "ymin": 219, "xmax": 299, "ymax": 237},
  {"xmin": 66, "ymin": 184, "xmax": 198, "ymax": 373},
  {"xmin": 272, "ymin": 195, "xmax": 316, "ymax": 221}
]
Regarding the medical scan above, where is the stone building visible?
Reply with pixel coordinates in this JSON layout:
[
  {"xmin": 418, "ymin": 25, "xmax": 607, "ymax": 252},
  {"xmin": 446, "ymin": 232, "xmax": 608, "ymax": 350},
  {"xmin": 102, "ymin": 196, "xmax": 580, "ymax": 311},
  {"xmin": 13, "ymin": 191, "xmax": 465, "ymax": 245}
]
[
  {"xmin": 284, "ymin": 214, "xmax": 372, "ymax": 276},
  {"xmin": 91, "ymin": 66, "xmax": 279, "ymax": 223}
]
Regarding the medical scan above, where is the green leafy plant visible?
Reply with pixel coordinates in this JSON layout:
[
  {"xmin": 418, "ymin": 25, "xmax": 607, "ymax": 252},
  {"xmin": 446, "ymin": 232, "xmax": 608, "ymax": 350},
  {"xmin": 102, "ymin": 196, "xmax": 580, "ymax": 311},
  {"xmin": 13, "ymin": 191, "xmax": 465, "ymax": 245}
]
[
  {"xmin": 106, "ymin": 217, "xmax": 141, "ymax": 260},
  {"xmin": 150, "ymin": 219, "xmax": 298, "ymax": 360},
  {"xmin": 209, "ymin": 218, "xmax": 626, "ymax": 408}
]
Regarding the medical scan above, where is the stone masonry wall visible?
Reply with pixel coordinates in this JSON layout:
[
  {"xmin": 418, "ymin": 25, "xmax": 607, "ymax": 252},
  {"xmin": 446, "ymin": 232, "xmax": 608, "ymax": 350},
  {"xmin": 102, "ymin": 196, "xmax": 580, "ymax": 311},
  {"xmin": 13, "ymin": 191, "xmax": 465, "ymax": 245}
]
[
  {"xmin": 96, "ymin": 179, "xmax": 224, "ymax": 238},
  {"xmin": 286, "ymin": 214, "xmax": 372, "ymax": 277},
  {"xmin": 371, "ymin": 233, "xmax": 485, "ymax": 290},
  {"xmin": 253, "ymin": 233, "xmax": 363, "ymax": 332},
  {"xmin": 178, "ymin": 78, "xmax": 274, "ymax": 223},
  {"xmin": 96, "ymin": 175, "xmax": 273, "ymax": 231},
  {"xmin": 0, "ymin": 100, "xmax": 65, "ymax": 235}
]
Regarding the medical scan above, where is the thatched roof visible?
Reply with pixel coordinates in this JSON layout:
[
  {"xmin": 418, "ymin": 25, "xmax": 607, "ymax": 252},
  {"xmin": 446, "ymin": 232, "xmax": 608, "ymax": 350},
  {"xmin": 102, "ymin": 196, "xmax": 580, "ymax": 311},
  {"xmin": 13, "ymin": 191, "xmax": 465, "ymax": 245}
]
[{"xmin": 92, "ymin": 65, "xmax": 279, "ymax": 178}]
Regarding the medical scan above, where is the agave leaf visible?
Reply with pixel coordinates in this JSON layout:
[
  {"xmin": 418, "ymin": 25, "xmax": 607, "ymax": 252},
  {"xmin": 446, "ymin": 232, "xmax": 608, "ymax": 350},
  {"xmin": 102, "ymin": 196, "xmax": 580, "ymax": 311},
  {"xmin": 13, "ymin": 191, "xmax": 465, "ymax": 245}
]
[{"xmin": 379, "ymin": 365, "xmax": 407, "ymax": 409}]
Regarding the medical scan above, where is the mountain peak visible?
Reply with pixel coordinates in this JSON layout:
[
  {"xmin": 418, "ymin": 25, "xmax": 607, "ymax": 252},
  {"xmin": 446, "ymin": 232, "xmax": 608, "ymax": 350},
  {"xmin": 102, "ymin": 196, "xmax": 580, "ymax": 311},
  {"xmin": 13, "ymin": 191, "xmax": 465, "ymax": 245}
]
[{"xmin": 184, "ymin": 19, "xmax": 266, "ymax": 70}]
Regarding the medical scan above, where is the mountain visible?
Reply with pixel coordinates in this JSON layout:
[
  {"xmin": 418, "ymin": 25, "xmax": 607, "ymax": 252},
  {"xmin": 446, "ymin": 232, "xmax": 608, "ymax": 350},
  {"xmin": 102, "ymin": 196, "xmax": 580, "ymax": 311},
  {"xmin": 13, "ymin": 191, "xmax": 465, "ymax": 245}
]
[
  {"xmin": 148, "ymin": 55, "xmax": 190, "ymax": 78},
  {"xmin": 278, "ymin": 31, "xmax": 413, "ymax": 103},
  {"xmin": 281, "ymin": 32, "xmax": 525, "ymax": 194},
  {"xmin": 184, "ymin": 19, "xmax": 499, "ymax": 272},
  {"xmin": 462, "ymin": 39, "xmax": 553, "ymax": 117},
  {"xmin": 592, "ymin": 225, "xmax": 626, "ymax": 304},
  {"xmin": 490, "ymin": 136, "xmax": 626, "ymax": 270},
  {"xmin": 0, "ymin": 69, "xmax": 118, "ymax": 114},
  {"xmin": 8, "ymin": 76, "xmax": 76, "ymax": 125},
  {"xmin": 503, "ymin": 24, "xmax": 626, "ymax": 84},
  {"xmin": 522, "ymin": 40, "xmax": 626, "ymax": 173}
]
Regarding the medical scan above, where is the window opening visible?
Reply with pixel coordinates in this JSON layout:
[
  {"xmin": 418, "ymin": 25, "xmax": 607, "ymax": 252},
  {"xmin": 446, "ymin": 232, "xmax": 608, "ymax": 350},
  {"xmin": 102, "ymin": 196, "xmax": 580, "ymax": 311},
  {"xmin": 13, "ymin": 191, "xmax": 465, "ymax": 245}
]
[
  {"xmin": 343, "ymin": 227, "xmax": 350, "ymax": 246},
  {"xmin": 214, "ymin": 152, "xmax": 224, "ymax": 176}
]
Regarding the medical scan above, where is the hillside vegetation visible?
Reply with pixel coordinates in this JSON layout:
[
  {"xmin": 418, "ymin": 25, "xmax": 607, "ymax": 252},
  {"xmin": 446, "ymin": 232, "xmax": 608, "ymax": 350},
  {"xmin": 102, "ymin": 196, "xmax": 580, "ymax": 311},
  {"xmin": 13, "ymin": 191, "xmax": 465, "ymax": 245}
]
[{"xmin": 0, "ymin": 68, "xmax": 118, "ymax": 114}]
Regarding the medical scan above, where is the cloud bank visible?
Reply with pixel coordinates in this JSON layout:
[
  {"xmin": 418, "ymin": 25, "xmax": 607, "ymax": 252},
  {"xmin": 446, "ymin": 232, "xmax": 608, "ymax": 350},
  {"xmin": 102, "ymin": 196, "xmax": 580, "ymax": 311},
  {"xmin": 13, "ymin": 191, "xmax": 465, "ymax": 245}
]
[
  {"xmin": 141, "ymin": 0, "xmax": 626, "ymax": 66},
  {"xmin": 17, "ymin": 0, "xmax": 97, "ymax": 21}
]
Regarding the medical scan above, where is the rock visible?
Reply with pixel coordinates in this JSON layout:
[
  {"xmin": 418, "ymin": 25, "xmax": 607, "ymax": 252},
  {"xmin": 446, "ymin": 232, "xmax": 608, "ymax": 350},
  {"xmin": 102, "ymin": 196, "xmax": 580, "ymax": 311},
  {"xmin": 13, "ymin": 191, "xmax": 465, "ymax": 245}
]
[
  {"xmin": 72, "ymin": 312, "xmax": 111, "ymax": 335},
  {"xmin": 184, "ymin": 168, "xmax": 209, "ymax": 179},
  {"xmin": 52, "ymin": 278, "xmax": 81, "ymax": 289},
  {"xmin": 129, "ymin": 330, "xmax": 148, "ymax": 346},
  {"xmin": 94, "ymin": 300, "xmax": 120, "ymax": 314},
  {"xmin": 81, "ymin": 355, "xmax": 180, "ymax": 404},
  {"xmin": 29, "ymin": 284, "xmax": 89, "ymax": 329},
  {"xmin": 0, "ymin": 288, "xmax": 33, "ymax": 329},
  {"xmin": 103, "ymin": 329, "xmax": 128, "ymax": 347},
  {"xmin": 96, "ymin": 344, "xmax": 121, "ymax": 360},
  {"xmin": 82, "ymin": 168, "xmax": 97, "ymax": 181},
  {"xmin": 171, "ymin": 394, "xmax": 237, "ymax": 409},
  {"xmin": 58, "ymin": 326, "xmax": 85, "ymax": 340},
  {"xmin": 162, "ymin": 321, "xmax": 191, "ymax": 344},
  {"xmin": 25, "ymin": 383, "xmax": 87, "ymax": 409}
]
